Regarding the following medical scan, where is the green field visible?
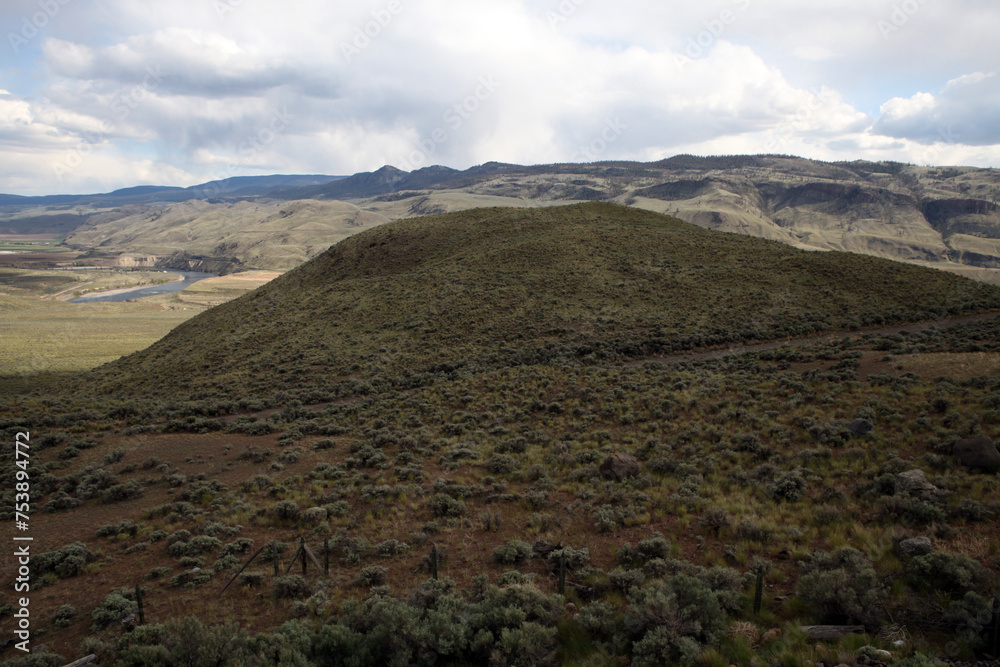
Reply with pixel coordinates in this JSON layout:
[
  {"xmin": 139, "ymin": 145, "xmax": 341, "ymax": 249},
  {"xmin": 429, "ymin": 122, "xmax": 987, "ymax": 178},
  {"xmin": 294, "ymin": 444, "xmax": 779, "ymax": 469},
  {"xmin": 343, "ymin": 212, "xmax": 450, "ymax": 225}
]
[{"xmin": 0, "ymin": 269, "xmax": 276, "ymax": 376}]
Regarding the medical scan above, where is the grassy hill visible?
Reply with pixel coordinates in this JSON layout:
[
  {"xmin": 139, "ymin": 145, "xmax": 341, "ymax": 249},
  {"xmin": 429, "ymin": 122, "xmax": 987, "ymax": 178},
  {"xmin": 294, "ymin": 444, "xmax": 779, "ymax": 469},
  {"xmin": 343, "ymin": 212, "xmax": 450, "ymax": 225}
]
[
  {"xmin": 5, "ymin": 202, "xmax": 1000, "ymax": 666},
  {"xmin": 82, "ymin": 202, "xmax": 1000, "ymax": 400}
]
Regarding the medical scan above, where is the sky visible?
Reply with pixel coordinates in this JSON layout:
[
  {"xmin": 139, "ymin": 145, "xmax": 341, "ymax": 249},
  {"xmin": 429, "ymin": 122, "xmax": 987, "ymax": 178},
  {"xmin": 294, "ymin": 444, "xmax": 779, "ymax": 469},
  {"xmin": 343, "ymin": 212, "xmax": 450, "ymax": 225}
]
[{"xmin": 1, "ymin": 0, "xmax": 999, "ymax": 195}]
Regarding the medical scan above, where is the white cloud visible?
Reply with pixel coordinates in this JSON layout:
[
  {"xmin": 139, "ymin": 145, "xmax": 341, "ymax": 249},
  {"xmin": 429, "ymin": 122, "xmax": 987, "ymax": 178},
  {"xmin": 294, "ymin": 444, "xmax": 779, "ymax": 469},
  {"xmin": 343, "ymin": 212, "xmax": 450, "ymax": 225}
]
[
  {"xmin": 1, "ymin": 0, "xmax": 999, "ymax": 195},
  {"xmin": 873, "ymin": 72, "xmax": 1000, "ymax": 146}
]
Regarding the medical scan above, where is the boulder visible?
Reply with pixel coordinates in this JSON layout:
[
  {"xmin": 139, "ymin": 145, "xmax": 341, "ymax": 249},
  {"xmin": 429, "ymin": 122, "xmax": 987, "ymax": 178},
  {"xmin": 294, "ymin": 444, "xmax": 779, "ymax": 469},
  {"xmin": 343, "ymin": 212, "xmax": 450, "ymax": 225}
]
[
  {"xmin": 848, "ymin": 418, "xmax": 874, "ymax": 436},
  {"xmin": 894, "ymin": 469, "xmax": 936, "ymax": 495},
  {"xmin": 599, "ymin": 453, "xmax": 641, "ymax": 481},
  {"xmin": 303, "ymin": 507, "xmax": 329, "ymax": 524},
  {"xmin": 953, "ymin": 436, "xmax": 1000, "ymax": 473},
  {"xmin": 897, "ymin": 536, "xmax": 933, "ymax": 558}
]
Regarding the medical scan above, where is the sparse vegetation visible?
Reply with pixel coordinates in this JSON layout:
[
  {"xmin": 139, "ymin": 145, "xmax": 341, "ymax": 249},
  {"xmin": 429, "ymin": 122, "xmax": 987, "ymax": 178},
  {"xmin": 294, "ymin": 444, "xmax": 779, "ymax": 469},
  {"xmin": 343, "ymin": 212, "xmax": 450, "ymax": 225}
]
[{"xmin": 2, "ymin": 202, "xmax": 999, "ymax": 665}]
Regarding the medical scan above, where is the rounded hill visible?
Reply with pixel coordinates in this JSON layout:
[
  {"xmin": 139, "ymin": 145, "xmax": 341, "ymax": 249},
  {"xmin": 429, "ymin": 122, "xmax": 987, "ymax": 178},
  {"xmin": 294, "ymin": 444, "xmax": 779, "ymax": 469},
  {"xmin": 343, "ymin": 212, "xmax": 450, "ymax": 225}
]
[{"xmin": 83, "ymin": 202, "xmax": 1000, "ymax": 400}]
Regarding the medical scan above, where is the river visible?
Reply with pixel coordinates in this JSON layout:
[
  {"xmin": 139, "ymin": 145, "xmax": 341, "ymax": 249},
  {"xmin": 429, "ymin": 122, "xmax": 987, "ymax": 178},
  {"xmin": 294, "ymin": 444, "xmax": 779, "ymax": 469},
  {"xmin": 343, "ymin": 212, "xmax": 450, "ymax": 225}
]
[{"xmin": 69, "ymin": 270, "xmax": 217, "ymax": 303}]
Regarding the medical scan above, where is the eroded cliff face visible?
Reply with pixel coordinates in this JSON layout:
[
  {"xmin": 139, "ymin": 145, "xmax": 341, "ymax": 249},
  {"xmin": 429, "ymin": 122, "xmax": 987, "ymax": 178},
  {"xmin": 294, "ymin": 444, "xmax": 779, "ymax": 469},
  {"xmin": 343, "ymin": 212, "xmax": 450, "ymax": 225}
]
[
  {"xmin": 115, "ymin": 253, "xmax": 159, "ymax": 268},
  {"xmin": 24, "ymin": 156, "xmax": 1000, "ymax": 276},
  {"xmin": 157, "ymin": 252, "xmax": 243, "ymax": 275}
]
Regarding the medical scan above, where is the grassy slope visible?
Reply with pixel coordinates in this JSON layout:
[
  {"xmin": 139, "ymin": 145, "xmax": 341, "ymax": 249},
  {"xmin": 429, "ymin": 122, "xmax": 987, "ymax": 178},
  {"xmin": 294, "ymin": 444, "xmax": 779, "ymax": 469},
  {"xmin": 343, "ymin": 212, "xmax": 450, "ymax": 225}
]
[
  {"xmin": 83, "ymin": 202, "xmax": 1000, "ymax": 399},
  {"xmin": 64, "ymin": 199, "xmax": 390, "ymax": 270},
  {"xmin": 5, "ymin": 203, "xmax": 1000, "ymax": 665}
]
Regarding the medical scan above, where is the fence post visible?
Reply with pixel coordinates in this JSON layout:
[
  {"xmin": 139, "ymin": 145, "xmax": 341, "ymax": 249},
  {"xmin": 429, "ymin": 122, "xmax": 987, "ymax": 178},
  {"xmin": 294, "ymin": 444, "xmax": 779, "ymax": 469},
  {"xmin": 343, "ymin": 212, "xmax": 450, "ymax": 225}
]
[
  {"xmin": 273, "ymin": 543, "xmax": 279, "ymax": 577},
  {"xmin": 300, "ymin": 537, "xmax": 307, "ymax": 576},
  {"xmin": 558, "ymin": 554, "xmax": 566, "ymax": 595},
  {"xmin": 753, "ymin": 569, "xmax": 764, "ymax": 616},
  {"xmin": 135, "ymin": 584, "xmax": 144, "ymax": 625},
  {"xmin": 431, "ymin": 544, "xmax": 438, "ymax": 580},
  {"xmin": 990, "ymin": 595, "xmax": 999, "ymax": 658}
]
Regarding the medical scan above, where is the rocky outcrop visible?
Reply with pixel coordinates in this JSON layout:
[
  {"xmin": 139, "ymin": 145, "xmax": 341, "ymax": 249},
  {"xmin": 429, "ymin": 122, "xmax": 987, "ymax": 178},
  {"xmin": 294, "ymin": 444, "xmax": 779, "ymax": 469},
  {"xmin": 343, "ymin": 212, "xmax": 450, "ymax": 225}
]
[
  {"xmin": 157, "ymin": 252, "xmax": 243, "ymax": 275},
  {"xmin": 952, "ymin": 436, "xmax": 1000, "ymax": 473},
  {"xmin": 895, "ymin": 469, "xmax": 937, "ymax": 494},
  {"xmin": 599, "ymin": 454, "xmax": 641, "ymax": 481},
  {"xmin": 848, "ymin": 418, "xmax": 874, "ymax": 437},
  {"xmin": 897, "ymin": 536, "xmax": 933, "ymax": 558},
  {"xmin": 115, "ymin": 253, "xmax": 159, "ymax": 268}
]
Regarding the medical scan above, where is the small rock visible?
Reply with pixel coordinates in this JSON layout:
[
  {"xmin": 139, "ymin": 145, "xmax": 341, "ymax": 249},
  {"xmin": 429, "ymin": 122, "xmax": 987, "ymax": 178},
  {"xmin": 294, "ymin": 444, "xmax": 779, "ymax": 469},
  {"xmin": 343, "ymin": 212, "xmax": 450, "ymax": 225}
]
[
  {"xmin": 788, "ymin": 528, "xmax": 803, "ymax": 538},
  {"xmin": 953, "ymin": 436, "xmax": 1000, "ymax": 473},
  {"xmin": 599, "ymin": 453, "xmax": 641, "ymax": 481},
  {"xmin": 849, "ymin": 418, "xmax": 874, "ymax": 436},
  {"xmin": 897, "ymin": 536, "xmax": 933, "ymax": 558},
  {"xmin": 895, "ymin": 469, "xmax": 936, "ymax": 494}
]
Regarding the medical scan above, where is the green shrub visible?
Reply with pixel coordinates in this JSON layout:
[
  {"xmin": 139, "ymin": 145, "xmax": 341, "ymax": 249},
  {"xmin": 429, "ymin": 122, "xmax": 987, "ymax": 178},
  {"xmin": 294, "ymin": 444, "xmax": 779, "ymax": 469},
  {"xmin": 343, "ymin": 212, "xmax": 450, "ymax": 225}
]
[
  {"xmin": 492, "ymin": 540, "xmax": 533, "ymax": 565},
  {"xmin": 169, "ymin": 569, "xmax": 212, "ymax": 588},
  {"xmin": 766, "ymin": 470, "xmax": 807, "ymax": 502},
  {"xmin": 375, "ymin": 539, "xmax": 410, "ymax": 557},
  {"xmin": 618, "ymin": 532, "xmax": 671, "ymax": 566},
  {"xmin": 547, "ymin": 546, "xmax": 590, "ymax": 570},
  {"xmin": 92, "ymin": 589, "xmax": 137, "ymax": 631},
  {"xmin": 490, "ymin": 622, "xmax": 558, "ymax": 667},
  {"xmin": 906, "ymin": 552, "xmax": 991, "ymax": 595},
  {"xmin": 32, "ymin": 542, "xmax": 97, "ymax": 583},
  {"xmin": 102, "ymin": 480, "xmax": 144, "ymax": 503},
  {"xmin": 271, "ymin": 500, "xmax": 302, "ymax": 522},
  {"xmin": 428, "ymin": 493, "xmax": 466, "ymax": 518},
  {"xmin": 52, "ymin": 604, "xmax": 76, "ymax": 628},
  {"xmin": 219, "ymin": 538, "xmax": 254, "ymax": 558},
  {"xmin": 796, "ymin": 548, "xmax": 887, "ymax": 627},
  {"xmin": 351, "ymin": 566, "xmax": 388, "ymax": 588},
  {"xmin": 876, "ymin": 496, "xmax": 946, "ymax": 525},
  {"xmin": 167, "ymin": 535, "xmax": 222, "ymax": 558},
  {"xmin": 272, "ymin": 574, "xmax": 312, "ymax": 599},
  {"xmin": 623, "ymin": 575, "xmax": 726, "ymax": 664},
  {"xmin": 608, "ymin": 568, "xmax": 646, "ymax": 592},
  {"xmin": 325, "ymin": 500, "xmax": 350, "ymax": 517},
  {"xmin": 485, "ymin": 454, "xmax": 519, "ymax": 474}
]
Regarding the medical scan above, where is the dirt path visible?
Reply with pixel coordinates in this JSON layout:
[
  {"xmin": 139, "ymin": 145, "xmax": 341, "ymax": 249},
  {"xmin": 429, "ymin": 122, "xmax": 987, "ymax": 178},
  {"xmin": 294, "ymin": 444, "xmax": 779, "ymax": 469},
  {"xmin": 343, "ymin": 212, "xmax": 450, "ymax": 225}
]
[{"xmin": 626, "ymin": 311, "xmax": 1000, "ymax": 367}]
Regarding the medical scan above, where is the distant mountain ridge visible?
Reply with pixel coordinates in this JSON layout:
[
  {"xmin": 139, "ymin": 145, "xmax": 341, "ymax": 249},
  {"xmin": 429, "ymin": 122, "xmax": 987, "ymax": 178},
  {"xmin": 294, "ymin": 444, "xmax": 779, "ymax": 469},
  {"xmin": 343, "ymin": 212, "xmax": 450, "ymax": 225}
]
[
  {"xmin": 5, "ymin": 155, "xmax": 1000, "ymax": 277},
  {"xmin": 0, "ymin": 174, "xmax": 342, "ymax": 208}
]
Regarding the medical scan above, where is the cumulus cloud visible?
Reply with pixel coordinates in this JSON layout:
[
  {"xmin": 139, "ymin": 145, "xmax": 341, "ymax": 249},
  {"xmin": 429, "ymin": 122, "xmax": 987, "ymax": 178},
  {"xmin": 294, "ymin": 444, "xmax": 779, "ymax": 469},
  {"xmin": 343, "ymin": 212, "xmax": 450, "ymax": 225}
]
[
  {"xmin": 0, "ymin": 0, "xmax": 999, "ymax": 195},
  {"xmin": 872, "ymin": 72, "xmax": 1000, "ymax": 146}
]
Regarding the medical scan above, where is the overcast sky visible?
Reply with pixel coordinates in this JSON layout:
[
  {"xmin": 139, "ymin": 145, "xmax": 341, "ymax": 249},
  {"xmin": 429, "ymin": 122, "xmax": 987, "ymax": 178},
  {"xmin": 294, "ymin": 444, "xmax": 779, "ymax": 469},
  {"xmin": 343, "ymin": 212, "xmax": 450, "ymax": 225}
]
[{"xmin": 2, "ymin": 0, "xmax": 999, "ymax": 195}]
